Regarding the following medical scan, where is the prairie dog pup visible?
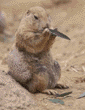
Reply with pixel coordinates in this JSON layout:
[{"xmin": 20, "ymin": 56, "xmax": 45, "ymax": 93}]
[{"xmin": 8, "ymin": 6, "xmax": 67, "ymax": 94}]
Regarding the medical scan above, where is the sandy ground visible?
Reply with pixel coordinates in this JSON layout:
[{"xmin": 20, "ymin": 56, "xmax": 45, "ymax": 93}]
[{"xmin": 0, "ymin": 0, "xmax": 85, "ymax": 109}]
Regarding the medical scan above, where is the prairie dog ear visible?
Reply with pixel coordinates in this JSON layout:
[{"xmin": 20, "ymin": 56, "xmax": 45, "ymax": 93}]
[
  {"xmin": 26, "ymin": 10, "xmax": 30, "ymax": 15},
  {"xmin": 24, "ymin": 10, "xmax": 30, "ymax": 16}
]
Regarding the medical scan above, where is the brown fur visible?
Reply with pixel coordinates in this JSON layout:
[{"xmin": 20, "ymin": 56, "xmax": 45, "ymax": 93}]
[{"xmin": 8, "ymin": 6, "xmax": 61, "ymax": 93}]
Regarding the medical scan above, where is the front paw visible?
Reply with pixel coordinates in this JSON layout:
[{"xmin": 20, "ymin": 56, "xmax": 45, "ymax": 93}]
[{"xmin": 42, "ymin": 28, "xmax": 51, "ymax": 38}]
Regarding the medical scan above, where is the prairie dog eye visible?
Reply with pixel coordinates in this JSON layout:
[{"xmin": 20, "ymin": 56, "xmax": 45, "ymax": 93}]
[{"xmin": 34, "ymin": 15, "xmax": 38, "ymax": 20}]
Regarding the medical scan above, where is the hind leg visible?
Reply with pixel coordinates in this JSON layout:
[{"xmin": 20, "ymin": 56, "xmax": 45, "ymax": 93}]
[
  {"xmin": 41, "ymin": 61, "xmax": 66, "ymax": 95},
  {"xmin": 54, "ymin": 61, "xmax": 69, "ymax": 89},
  {"xmin": 25, "ymin": 74, "xmax": 48, "ymax": 93},
  {"xmin": 41, "ymin": 61, "xmax": 68, "ymax": 95}
]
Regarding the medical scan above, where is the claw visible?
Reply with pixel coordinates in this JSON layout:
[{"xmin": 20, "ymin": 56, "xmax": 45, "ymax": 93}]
[
  {"xmin": 55, "ymin": 84, "xmax": 69, "ymax": 89},
  {"xmin": 42, "ymin": 89, "xmax": 58, "ymax": 95}
]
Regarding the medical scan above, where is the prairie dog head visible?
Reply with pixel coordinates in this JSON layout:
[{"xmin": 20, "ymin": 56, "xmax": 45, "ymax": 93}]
[
  {"xmin": 15, "ymin": 6, "xmax": 54, "ymax": 53},
  {"xmin": 17, "ymin": 6, "xmax": 53, "ymax": 34}
]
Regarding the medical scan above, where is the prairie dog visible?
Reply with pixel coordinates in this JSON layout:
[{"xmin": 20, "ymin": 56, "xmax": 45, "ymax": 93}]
[{"xmin": 8, "ymin": 6, "xmax": 66, "ymax": 94}]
